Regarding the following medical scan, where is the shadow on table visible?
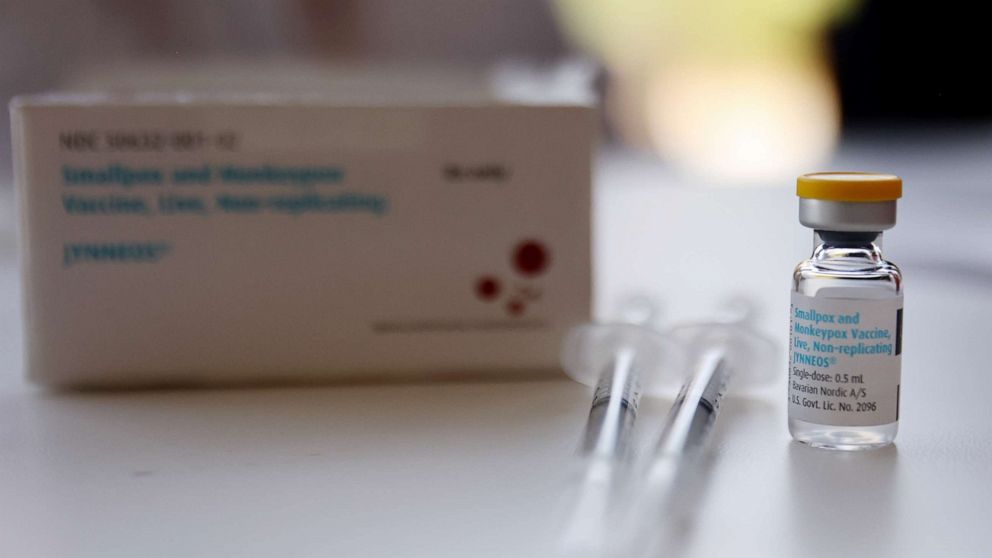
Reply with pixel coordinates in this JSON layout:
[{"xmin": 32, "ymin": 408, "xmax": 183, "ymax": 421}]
[
  {"xmin": 632, "ymin": 395, "xmax": 779, "ymax": 558},
  {"xmin": 28, "ymin": 378, "xmax": 584, "ymax": 462}
]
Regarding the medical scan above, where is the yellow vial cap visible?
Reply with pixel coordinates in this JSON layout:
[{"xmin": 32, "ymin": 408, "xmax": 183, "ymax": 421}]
[{"xmin": 797, "ymin": 172, "xmax": 902, "ymax": 202}]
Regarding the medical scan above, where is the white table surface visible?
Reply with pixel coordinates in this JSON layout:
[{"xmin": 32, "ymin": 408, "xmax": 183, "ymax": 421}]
[{"xmin": 2, "ymin": 134, "xmax": 991, "ymax": 558}]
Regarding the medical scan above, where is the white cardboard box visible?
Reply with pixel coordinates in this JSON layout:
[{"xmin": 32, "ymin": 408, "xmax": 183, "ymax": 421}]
[{"xmin": 11, "ymin": 94, "xmax": 592, "ymax": 387}]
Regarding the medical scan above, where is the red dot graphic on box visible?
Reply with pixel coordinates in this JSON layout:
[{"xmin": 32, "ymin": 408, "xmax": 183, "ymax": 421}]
[
  {"xmin": 475, "ymin": 276, "xmax": 501, "ymax": 301},
  {"xmin": 513, "ymin": 240, "xmax": 550, "ymax": 277},
  {"xmin": 506, "ymin": 299, "xmax": 525, "ymax": 316}
]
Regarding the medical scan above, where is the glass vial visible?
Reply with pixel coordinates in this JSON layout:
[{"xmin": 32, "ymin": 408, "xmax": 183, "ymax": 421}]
[{"xmin": 789, "ymin": 173, "xmax": 904, "ymax": 450}]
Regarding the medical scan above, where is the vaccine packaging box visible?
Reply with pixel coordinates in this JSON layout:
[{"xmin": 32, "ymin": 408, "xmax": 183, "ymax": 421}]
[{"xmin": 11, "ymin": 94, "xmax": 593, "ymax": 387}]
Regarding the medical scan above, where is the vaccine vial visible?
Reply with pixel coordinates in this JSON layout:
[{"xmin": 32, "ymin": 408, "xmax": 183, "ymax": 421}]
[{"xmin": 789, "ymin": 173, "xmax": 903, "ymax": 450}]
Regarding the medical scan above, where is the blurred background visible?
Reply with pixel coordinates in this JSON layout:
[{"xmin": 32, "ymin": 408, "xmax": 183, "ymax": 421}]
[
  {"xmin": 2, "ymin": 5, "xmax": 990, "ymax": 557},
  {"xmin": 2, "ymin": 0, "xmax": 990, "ymax": 327},
  {"xmin": 3, "ymin": 0, "xmax": 991, "ymax": 178}
]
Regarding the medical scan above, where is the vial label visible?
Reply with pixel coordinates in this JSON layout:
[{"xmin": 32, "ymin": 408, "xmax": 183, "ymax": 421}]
[{"xmin": 789, "ymin": 291, "xmax": 903, "ymax": 427}]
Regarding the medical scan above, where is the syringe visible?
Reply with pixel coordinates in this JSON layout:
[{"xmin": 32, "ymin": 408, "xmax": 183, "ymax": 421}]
[
  {"xmin": 625, "ymin": 302, "xmax": 777, "ymax": 557},
  {"xmin": 556, "ymin": 315, "xmax": 684, "ymax": 557}
]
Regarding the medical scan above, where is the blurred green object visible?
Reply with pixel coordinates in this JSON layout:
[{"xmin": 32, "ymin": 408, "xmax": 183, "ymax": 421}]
[{"xmin": 552, "ymin": 0, "xmax": 859, "ymax": 69}]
